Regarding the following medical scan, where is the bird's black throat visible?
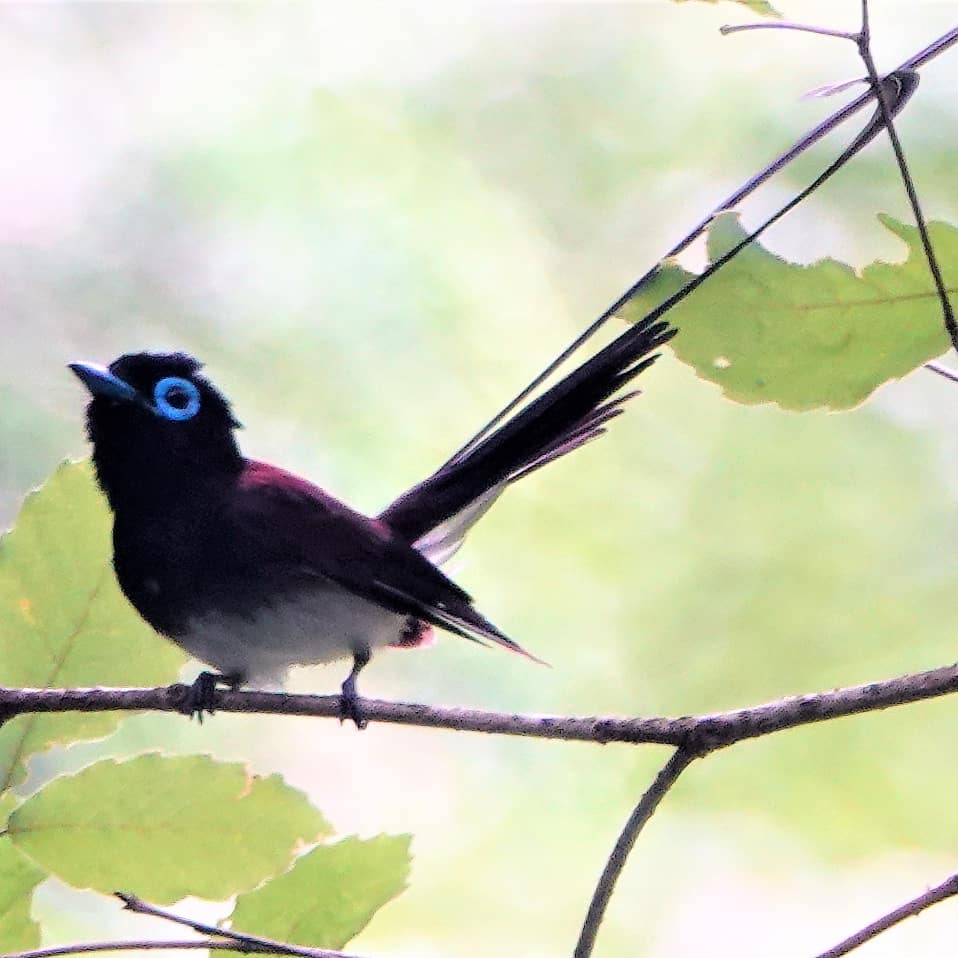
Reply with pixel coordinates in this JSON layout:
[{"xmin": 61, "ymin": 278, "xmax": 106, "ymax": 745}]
[{"xmin": 79, "ymin": 352, "xmax": 246, "ymax": 637}]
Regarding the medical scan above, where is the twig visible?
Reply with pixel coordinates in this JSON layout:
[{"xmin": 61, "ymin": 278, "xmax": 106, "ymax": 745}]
[
  {"xmin": 573, "ymin": 747, "xmax": 696, "ymax": 958},
  {"xmin": 720, "ymin": 20, "xmax": 857, "ymax": 42},
  {"xmin": 116, "ymin": 892, "xmax": 360, "ymax": 958},
  {"xmin": 5, "ymin": 940, "xmax": 265, "ymax": 957},
  {"xmin": 853, "ymin": 0, "xmax": 958, "ymax": 353},
  {"xmin": 813, "ymin": 872, "xmax": 958, "ymax": 958},
  {"xmin": 924, "ymin": 360, "xmax": 958, "ymax": 384},
  {"xmin": 1, "ymin": 662, "xmax": 958, "ymax": 748}
]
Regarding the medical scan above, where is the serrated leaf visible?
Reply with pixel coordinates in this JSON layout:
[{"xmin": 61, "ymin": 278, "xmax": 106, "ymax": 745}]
[
  {"xmin": 0, "ymin": 840, "xmax": 44, "ymax": 951},
  {"xmin": 230, "ymin": 835, "xmax": 411, "ymax": 948},
  {"xmin": 0, "ymin": 461, "xmax": 188, "ymax": 790},
  {"xmin": 620, "ymin": 212, "xmax": 954, "ymax": 410},
  {"xmin": 7, "ymin": 754, "xmax": 330, "ymax": 904}
]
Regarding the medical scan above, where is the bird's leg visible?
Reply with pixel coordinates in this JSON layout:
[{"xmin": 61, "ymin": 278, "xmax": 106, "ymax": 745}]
[
  {"xmin": 340, "ymin": 645, "xmax": 371, "ymax": 730},
  {"xmin": 180, "ymin": 670, "xmax": 244, "ymax": 722}
]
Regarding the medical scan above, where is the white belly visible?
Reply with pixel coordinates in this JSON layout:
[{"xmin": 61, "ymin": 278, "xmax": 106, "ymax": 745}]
[{"xmin": 176, "ymin": 581, "xmax": 408, "ymax": 686}]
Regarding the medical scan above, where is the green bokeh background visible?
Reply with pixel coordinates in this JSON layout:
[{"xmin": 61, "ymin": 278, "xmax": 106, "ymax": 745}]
[{"xmin": 2, "ymin": 2, "xmax": 958, "ymax": 955}]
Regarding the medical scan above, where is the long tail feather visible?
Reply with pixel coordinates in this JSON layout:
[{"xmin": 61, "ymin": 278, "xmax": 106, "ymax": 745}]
[{"xmin": 381, "ymin": 315, "xmax": 675, "ymax": 546}]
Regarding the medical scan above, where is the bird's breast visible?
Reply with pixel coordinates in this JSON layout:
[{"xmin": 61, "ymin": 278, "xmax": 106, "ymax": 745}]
[{"xmin": 173, "ymin": 581, "xmax": 410, "ymax": 686}]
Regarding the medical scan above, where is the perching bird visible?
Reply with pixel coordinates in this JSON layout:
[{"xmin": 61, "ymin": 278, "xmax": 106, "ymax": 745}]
[{"xmin": 70, "ymin": 314, "xmax": 675, "ymax": 725}]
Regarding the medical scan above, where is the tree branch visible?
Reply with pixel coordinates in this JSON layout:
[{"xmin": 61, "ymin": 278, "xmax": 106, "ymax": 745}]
[
  {"xmin": 574, "ymin": 747, "xmax": 696, "ymax": 958},
  {"xmin": 813, "ymin": 872, "xmax": 958, "ymax": 958},
  {"xmin": 1, "ymin": 661, "xmax": 957, "ymax": 749}
]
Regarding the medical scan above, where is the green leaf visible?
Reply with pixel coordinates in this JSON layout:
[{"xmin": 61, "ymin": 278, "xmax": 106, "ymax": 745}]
[
  {"xmin": 7, "ymin": 754, "xmax": 330, "ymax": 904},
  {"xmin": 674, "ymin": 0, "xmax": 781, "ymax": 17},
  {"xmin": 0, "ymin": 840, "xmax": 44, "ymax": 951},
  {"xmin": 620, "ymin": 212, "xmax": 954, "ymax": 410},
  {"xmin": 0, "ymin": 461, "xmax": 187, "ymax": 790},
  {"xmin": 0, "ymin": 793, "xmax": 18, "ymax": 821},
  {"xmin": 230, "ymin": 835, "xmax": 411, "ymax": 948}
]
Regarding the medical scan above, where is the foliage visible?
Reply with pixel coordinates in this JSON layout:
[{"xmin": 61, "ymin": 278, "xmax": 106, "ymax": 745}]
[
  {"xmin": 7, "ymin": 754, "xmax": 329, "ymax": 903},
  {"xmin": 622, "ymin": 213, "xmax": 953, "ymax": 410},
  {"xmin": 0, "ymin": 462, "xmax": 186, "ymax": 790},
  {"xmin": 0, "ymin": 841, "xmax": 44, "ymax": 950},
  {"xmin": 231, "ymin": 835, "xmax": 411, "ymax": 947},
  {"xmin": 0, "ymin": 468, "xmax": 411, "ymax": 949}
]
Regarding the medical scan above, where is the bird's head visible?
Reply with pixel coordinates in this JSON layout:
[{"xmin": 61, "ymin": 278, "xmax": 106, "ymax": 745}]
[{"xmin": 69, "ymin": 351, "xmax": 243, "ymax": 510}]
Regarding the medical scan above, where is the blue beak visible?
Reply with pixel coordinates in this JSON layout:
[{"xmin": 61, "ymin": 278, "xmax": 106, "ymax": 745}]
[{"xmin": 68, "ymin": 362, "xmax": 140, "ymax": 404}]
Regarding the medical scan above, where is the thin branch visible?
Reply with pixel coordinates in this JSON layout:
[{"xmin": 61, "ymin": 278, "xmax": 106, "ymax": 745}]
[
  {"xmin": 854, "ymin": 0, "xmax": 958, "ymax": 352},
  {"xmin": 2, "ymin": 660, "xmax": 958, "ymax": 749},
  {"xmin": 573, "ymin": 748, "xmax": 696, "ymax": 958},
  {"xmin": 924, "ymin": 360, "xmax": 958, "ymax": 384},
  {"xmin": 116, "ymin": 893, "xmax": 360, "ymax": 958},
  {"xmin": 5, "ymin": 940, "xmax": 263, "ymax": 958},
  {"xmin": 813, "ymin": 872, "xmax": 958, "ymax": 958},
  {"xmin": 720, "ymin": 21, "xmax": 857, "ymax": 42}
]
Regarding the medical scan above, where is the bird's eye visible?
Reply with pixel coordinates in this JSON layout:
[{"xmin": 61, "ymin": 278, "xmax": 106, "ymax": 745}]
[{"xmin": 153, "ymin": 377, "xmax": 201, "ymax": 421}]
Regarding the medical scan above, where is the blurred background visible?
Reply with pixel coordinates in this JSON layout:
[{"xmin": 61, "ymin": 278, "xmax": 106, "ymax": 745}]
[{"xmin": 3, "ymin": 1, "xmax": 958, "ymax": 955}]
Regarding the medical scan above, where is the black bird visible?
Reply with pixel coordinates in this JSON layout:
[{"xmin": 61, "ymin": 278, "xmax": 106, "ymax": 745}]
[{"xmin": 70, "ymin": 315, "xmax": 675, "ymax": 725}]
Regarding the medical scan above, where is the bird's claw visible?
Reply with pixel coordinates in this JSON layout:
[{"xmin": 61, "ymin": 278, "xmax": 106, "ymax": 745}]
[
  {"xmin": 339, "ymin": 679, "xmax": 368, "ymax": 730},
  {"xmin": 177, "ymin": 671, "xmax": 239, "ymax": 722}
]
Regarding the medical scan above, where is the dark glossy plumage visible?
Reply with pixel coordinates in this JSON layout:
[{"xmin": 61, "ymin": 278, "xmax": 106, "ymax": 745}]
[{"xmin": 71, "ymin": 314, "xmax": 674, "ymax": 717}]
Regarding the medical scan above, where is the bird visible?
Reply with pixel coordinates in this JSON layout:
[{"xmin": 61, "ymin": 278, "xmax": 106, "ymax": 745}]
[{"xmin": 70, "ymin": 314, "xmax": 675, "ymax": 726}]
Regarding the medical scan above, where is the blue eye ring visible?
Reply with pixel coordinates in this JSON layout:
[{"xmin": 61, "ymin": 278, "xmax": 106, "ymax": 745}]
[{"xmin": 153, "ymin": 377, "xmax": 201, "ymax": 421}]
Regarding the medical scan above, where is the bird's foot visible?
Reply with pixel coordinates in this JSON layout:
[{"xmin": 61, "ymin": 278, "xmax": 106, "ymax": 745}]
[
  {"xmin": 339, "ymin": 674, "xmax": 368, "ymax": 730},
  {"xmin": 339, "ymin": 647, "xmax": 370, "ymax": 730},
  {"xmin": 178, "ymin": 671, "xmax": 242, "ymax": 722}
]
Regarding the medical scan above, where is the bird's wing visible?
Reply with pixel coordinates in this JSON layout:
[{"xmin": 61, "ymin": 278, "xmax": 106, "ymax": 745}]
[
  {"xmin": 379, "ymin": 314, "xmax": 676, "ymax": 552},
  {"xmin": 226, "ymin": 460, "xmax": 535, "ymax": 658}
]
